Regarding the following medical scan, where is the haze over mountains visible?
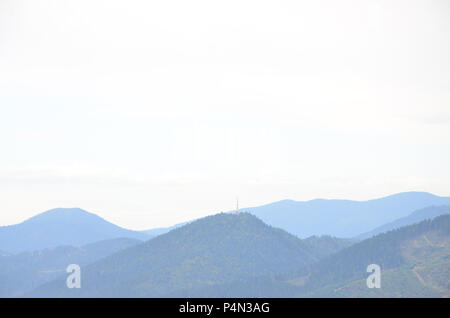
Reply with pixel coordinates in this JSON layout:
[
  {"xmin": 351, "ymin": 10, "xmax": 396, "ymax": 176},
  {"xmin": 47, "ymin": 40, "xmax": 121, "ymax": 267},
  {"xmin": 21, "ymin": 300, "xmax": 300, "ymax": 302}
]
[
  {"xmin": 0, "ymin": 238, "xmax": 142, "ymax": 297},
  {"xmin": 141, "ymin": 222, "xmax": 188, "ymax": 237},
  {"xmin": 2, "ymin": 192, "xmax": 450, "ymax": 255},
  {"xmin": 1, "ymin": 191, "xmax": 449, "ymax": 298},
  {"xmin": 27, "ymin": 213, "xmax": 351, "ymax": 297},
  {"xmin": 173, "ymin": 214, "xmax": 450, "ymax": 297},
  {"xmin": 357, "ymin": 205, "xmax": 450, "ymax": 240},
  {"xmin": 139, "ymin": 191, "xmax": 450, "ymax": 239},
  {"xmin": 0, "ymin": 208, "xmax": 149, "ymax": 254},
  {"xmin": 243, "ymin": 192, "xmax": 450, "ymax": 238},
  {"xmin": 24, "ymin": 212, "xmax": 450, "ymax": 298}
]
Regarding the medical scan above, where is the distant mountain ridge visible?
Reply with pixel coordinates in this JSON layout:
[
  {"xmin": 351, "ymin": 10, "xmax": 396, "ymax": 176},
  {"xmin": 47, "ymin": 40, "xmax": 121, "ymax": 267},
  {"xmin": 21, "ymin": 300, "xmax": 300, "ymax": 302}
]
[
  {"xmin": 140, "ymin": 221, "xmax": 188, "ymax": 237},
  {"xmin": 3, "ymin": 192, "xmax": 449, "ymax": 252},
  {"xmin": 27, "ymin": 213, "xmax": 350, "ymax": 297},
  {"xmin": 241, "ymin": 192, "xmax": 450, "ymax": 238},
  {"xmin": 0, "ymin": 208, "xmax": 150, "ymax": 254},
  {"xmin": 356, "ymin": 205, "xmax": 450, "ymax": 240}
]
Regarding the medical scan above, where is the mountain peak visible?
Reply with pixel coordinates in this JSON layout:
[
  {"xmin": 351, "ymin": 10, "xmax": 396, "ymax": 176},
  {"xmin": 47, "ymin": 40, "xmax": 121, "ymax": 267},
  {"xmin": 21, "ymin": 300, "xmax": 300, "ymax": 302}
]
[
  {"xmin": 371, "ymin": 191, "xmax": 438, "ymax": 201},
  {"xmin": 156, "ymin": 212, "xmax": 273, "ymax": 243},
  {"xmin": 32, "ymin": 207, "xmax": 94, "ymax": 218},
  {"xmin": 0, "ymin": 208, "xmax": 149, "ymax": 253}
]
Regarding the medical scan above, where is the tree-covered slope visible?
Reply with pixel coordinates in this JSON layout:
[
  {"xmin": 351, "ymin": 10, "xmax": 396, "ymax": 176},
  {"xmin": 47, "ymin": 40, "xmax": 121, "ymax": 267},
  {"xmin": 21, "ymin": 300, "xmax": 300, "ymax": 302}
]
[
  {"xmin": 26, "ymin": 213, "xmax": 348, "ymax": 297},
  {"xmin": 357, "ymin": 205, "xmax": 450, "ymax": 240},
  {"xmin": 286, "ymin": 214, "xmax": 450, "ymax": 297},
  {"xmin": 0, "ymin": 237, "xmax": 142, "ymax": 297},
  {"xmin": 302, "ymin": 224, "xmax": 450, "ymax": 297},
  {"xmin": 302, "ymin": 235, "xmax": 354, "ymax": 259},
  {"xmin": 182, "ymin": 215, "xmax": 450, "ymax": 297}
]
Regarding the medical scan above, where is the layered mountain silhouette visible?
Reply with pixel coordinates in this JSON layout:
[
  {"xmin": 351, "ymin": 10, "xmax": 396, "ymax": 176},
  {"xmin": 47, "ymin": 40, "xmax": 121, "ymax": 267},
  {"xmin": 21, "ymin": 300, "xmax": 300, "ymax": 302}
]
[
  {"xmin": 242, "ymin": 192, "xmax": 450, "ymax": 238},
  {"xmin": 0, "ymin": 208, "xmax": 150, "ymax": 254},
  {"xmin": 26, "ymin": 213, "xmax": 350, "ymax": 297},
  {"xmin": 2, "ymin": 192, "xmax": 450, "ymax": 298},
  {"xmin": 186, "ymin": 214, "xmax": 449, "ymax": 297},
  {"xmin": 357, "ymin": 205, "xmax": 450, "ymax": 240},
  {"xmin": 0, "ymin": 237, "xmax": 142, "ymax": 297}
]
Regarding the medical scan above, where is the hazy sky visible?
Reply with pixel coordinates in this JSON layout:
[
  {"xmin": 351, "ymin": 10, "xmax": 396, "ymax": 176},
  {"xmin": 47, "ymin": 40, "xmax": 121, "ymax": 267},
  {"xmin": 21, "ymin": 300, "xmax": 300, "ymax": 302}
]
[{"xmin": 1, "ymin": 0, "xmax": 450, "ymax": 229}]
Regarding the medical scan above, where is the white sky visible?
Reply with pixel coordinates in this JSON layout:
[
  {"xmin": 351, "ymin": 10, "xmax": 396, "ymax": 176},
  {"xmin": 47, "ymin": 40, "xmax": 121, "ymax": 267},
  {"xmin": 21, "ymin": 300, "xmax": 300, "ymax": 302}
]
[{"xmin": 1, "ymin": 0, "xmax": 450, "ymax": 229}]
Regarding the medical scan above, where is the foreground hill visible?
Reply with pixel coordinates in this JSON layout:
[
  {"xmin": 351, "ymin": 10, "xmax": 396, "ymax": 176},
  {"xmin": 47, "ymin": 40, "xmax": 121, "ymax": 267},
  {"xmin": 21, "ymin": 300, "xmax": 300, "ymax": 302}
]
[
  {"xmin": 27, "ymin": 213, "xmax": 349, "ymax": 297},
  {"xmin": 189, "ymin": 214, "xmax": 449, "ymax": 297},
  {"xmin": 292, "ymin": 214, "xmax": 450, "ymax": 297},
  {"xmin": 0, "ymin": 208, "xmax": 150, "ymax": 253},
  {"xmin": 242, "ymin": 192, "xmax": 450, "ymax": 238},
  {"xmin": 357, "ymin": 205, "xmax": 450, "ymax": 240},
  {"xmin": 0, "ymin": 238, "xmax": 142, "ymax": 297}
]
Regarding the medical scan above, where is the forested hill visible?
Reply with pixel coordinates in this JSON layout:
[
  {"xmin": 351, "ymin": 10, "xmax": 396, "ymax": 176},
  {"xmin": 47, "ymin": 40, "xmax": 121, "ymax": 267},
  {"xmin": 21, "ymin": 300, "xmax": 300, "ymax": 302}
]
[
  {"xmin": 26, "ymin": 213, "xmax": 349, "ymax": 297},
  {"xmin": 291, "ymin": 214, "xmax": 450, "ymax": 296},
  {"xmin": 175, "ymin": 214, "xmax": 450, "ymax": 297},
  {"xmin": 0, "ymin": 238, "xmax": 142, "ymax": 297}
]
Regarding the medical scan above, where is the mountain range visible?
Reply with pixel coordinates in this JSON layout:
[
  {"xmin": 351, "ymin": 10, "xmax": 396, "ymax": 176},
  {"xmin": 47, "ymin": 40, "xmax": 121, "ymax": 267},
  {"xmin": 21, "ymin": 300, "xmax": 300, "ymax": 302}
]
[
  {"xmin": 1, "ymin": 191, "xmax": 449, "ymax": 298},
  {"xmin": 27, "ymin": 213, "xmax": 351, "ymax": 297},
  {"xmin": 172, "ymin": 214, "xmax": 450, "ymax": 297},
  {"xmin": 241, "ymin": 192, "xmax": 450, "ymax": 238},
  {"xmin": 2, "ymin": 192, "xmax": 449, "ymax": 254}
]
